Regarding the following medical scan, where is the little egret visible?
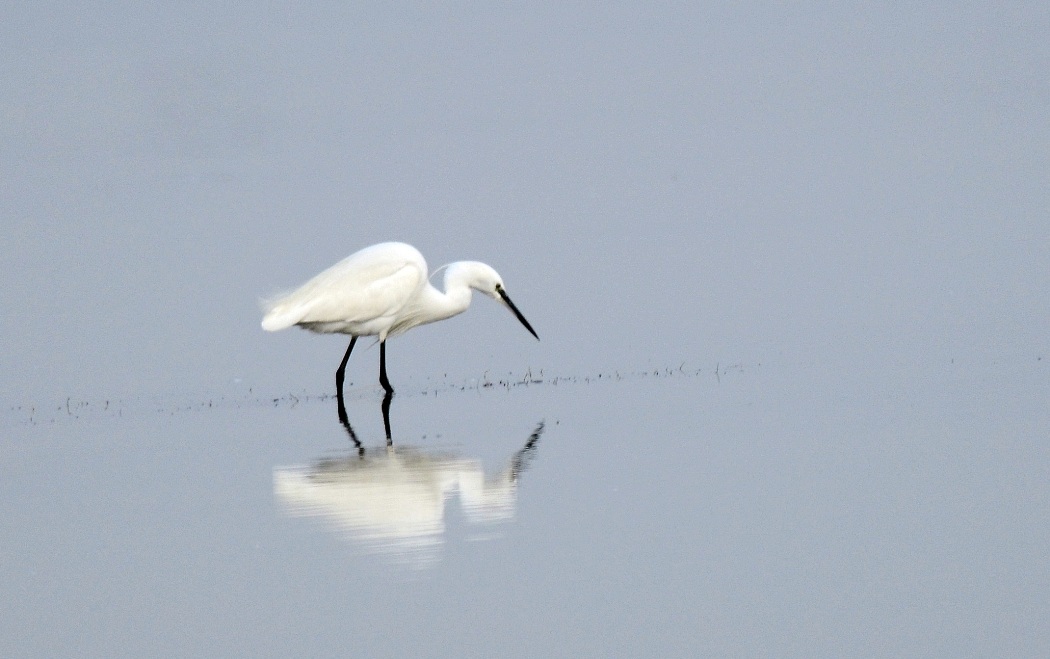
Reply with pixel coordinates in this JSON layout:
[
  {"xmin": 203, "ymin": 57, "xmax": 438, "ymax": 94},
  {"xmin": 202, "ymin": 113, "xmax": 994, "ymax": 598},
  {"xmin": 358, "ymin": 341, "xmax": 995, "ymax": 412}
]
[{"xmin": 262, "ymin": 242, "xmax": 538, "ymax": 399}]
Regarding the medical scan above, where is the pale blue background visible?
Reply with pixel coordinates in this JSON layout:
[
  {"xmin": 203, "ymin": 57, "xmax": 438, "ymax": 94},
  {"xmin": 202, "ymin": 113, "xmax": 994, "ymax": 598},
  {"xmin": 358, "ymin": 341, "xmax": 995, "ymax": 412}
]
[{"xmin": 2, "ymin": 3, "xmax": 1048, "ymax": 657}]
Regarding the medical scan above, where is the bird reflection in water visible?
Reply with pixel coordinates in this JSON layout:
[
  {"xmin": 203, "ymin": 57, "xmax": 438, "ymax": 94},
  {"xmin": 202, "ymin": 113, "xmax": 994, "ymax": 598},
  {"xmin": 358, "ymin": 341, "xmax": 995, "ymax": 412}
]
[{"xmin": 274, "ymin": 391, "xmax": 544, "ymax": 569}]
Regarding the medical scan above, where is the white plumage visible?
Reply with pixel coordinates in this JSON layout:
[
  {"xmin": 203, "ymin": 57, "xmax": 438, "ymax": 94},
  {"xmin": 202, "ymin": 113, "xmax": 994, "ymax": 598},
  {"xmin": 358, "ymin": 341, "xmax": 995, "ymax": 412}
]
[
  {"xmin": 262, "ymin": 242, "xmax": 537, "ymax": 395},
  {"xmin": 262, "ymin": 242, "xmax": 427, "ymax": 337}
]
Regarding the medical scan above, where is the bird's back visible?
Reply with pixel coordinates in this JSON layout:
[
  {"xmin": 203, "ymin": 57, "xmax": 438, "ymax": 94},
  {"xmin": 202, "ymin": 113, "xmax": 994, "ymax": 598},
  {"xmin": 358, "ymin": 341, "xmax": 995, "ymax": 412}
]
[{"xmin": 262, "ymin": 242, "xmax": 427, "ymax": 335}]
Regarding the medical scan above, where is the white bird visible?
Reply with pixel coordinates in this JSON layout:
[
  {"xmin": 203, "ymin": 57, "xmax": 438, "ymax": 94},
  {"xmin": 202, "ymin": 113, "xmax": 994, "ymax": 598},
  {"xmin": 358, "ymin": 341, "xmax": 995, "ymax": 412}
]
[{"xmin": 262, "ymin": 242, "xmax": 538, "ymax": 397}]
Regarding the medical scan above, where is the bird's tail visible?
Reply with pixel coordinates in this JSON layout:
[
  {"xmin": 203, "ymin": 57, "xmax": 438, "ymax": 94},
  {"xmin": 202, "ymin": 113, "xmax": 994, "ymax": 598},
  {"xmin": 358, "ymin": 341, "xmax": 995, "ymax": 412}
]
[{"xmin": 261, "ymin": 296, "xmax": 308, "ymax": 331}]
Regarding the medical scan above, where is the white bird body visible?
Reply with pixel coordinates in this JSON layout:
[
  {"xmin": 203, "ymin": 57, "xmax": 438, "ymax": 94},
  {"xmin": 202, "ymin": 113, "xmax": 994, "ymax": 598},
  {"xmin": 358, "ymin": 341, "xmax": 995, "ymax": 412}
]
[
  {"xmin": 262, "ymin": 241, "xmax": 537, "ymax": 397},
  {"xmin": 262, "ymin": 242, "xmax": 427, "ymax": 337}
]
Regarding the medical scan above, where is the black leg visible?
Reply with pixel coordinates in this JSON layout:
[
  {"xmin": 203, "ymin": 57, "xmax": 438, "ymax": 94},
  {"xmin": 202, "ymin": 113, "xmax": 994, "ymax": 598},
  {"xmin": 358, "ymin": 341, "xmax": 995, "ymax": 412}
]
[
  {"xmin": 379, "ymin": 340, "xmax": 394, "ymax": 393},
  {"xmin": 336, "ymin": 337, "xmax": 357, "ymax": 397},
  {"xmin": 381, "ymin": 390, "xmax": 393, "ymax": 446},
  {"xmin": 380, "ymin": 390, "xmax": 392, "ymax": 447},
  {"xmin": 337, "ymin": 386, "xmax": 352, "ymax": 429},
  {"xmin": 336, "ymin": 337, "xmax": 357, "ymax": 423}
]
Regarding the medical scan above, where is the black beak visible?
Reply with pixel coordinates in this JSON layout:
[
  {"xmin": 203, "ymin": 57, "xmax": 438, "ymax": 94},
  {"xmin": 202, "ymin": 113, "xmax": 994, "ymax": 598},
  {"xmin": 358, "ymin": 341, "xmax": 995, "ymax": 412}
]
[{"xmin": 499, "ymin": 288, "xmax": 539, "ymax": 340}]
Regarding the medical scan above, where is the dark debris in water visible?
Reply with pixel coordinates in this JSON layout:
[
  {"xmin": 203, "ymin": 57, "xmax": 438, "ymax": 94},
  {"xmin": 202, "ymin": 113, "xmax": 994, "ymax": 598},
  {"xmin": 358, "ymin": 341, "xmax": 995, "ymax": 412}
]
[{"xmin": 4, "ymin": 361, "xmax": 759, "ymax": 428}]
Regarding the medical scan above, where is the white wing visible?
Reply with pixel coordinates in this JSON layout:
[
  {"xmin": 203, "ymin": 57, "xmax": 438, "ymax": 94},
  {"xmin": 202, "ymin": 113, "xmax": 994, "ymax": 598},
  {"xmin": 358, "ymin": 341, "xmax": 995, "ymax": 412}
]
[{"xmin": 262, "ymin": 242, "xmax": 427, "ymax": 333}]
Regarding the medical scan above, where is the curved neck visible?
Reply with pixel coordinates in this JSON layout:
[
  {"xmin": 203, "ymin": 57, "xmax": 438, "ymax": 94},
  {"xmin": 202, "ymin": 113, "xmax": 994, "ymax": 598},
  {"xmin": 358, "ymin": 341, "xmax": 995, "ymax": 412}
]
[
  {"xmin": 411, "ymin": 263, "xmax": 476, "ymax": 325},
  {"xmin": 422, "ymin": 278, "xmax": 472, "ymax": 323}
]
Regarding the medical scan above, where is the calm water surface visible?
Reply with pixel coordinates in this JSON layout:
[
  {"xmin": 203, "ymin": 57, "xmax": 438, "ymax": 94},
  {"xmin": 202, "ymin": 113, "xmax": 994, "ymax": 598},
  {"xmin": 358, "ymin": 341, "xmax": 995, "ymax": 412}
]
[{"xmin": 3, "ymin": 357, "xmax": 1046, "ymax": 657}]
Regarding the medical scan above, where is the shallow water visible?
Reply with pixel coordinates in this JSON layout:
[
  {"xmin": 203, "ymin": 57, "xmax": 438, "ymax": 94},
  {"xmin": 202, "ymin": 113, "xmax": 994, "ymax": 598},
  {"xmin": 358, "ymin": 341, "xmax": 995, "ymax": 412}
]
[{"xmin": 4, "ymin": 356, "xmax": 1046, "ymax": 657}]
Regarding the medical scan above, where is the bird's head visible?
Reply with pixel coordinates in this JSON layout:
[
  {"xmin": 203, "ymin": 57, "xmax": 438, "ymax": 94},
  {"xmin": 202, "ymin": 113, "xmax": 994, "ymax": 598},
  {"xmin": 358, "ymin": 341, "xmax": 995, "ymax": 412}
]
[
  {"xmin": 450, "ymin": 261, "xmax": 539, "ymax": 340},
  {"xmin": 456, "ymin": 262, "xmax": 503, "ymax": 299}
]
